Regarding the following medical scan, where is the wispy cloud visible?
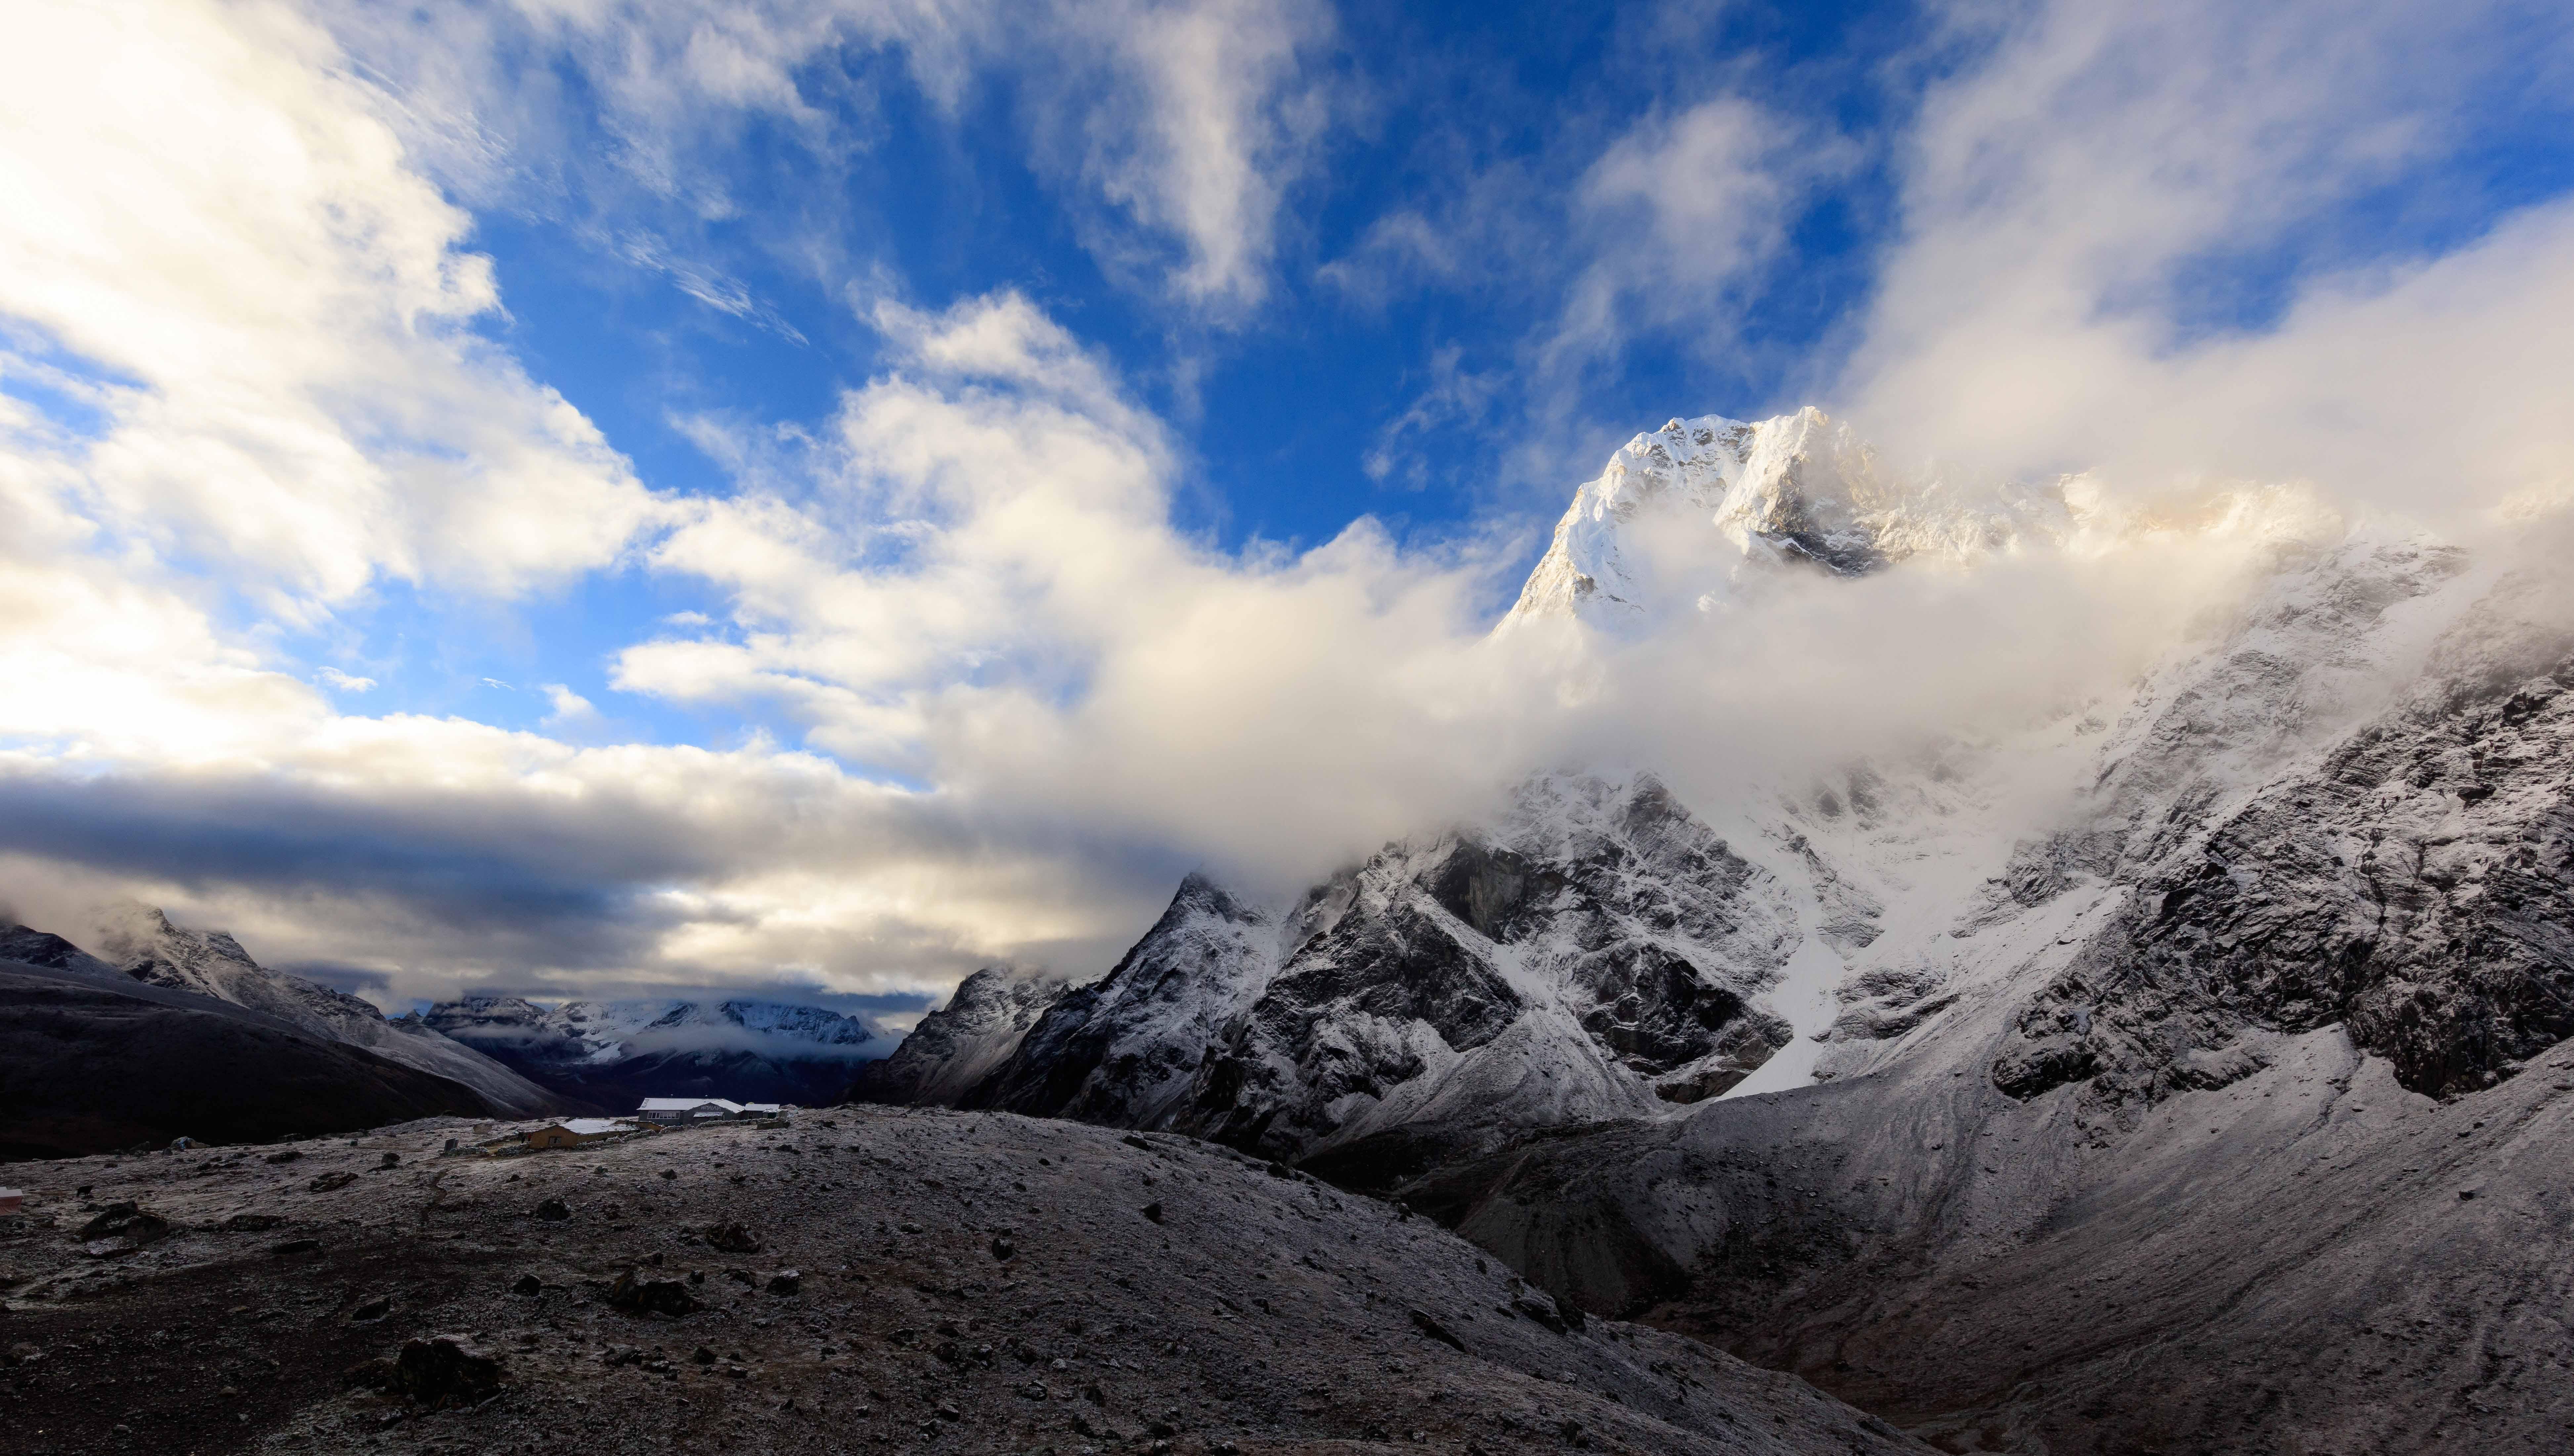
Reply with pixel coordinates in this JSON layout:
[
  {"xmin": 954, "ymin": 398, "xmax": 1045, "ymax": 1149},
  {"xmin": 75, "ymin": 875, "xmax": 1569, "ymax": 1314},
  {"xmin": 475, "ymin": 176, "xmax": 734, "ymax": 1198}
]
[{"xmin": 320, "ymin": 0, "xmax": 1345, "ymax": 321}]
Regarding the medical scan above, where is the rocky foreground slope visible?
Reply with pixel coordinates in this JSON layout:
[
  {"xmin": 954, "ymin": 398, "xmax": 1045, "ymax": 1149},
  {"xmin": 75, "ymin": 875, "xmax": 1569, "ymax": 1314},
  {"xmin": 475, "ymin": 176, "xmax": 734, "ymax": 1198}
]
[{"xmin": 0, "ymin": 1109, "xmax": 1924, "ymax": 1456}]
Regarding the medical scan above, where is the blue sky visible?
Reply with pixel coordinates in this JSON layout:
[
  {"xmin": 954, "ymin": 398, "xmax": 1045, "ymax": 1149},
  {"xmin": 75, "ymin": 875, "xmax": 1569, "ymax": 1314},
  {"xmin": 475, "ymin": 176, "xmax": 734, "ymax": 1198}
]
[{"xmin": 1, "ymin": 0, "xmax": 2569, "ymax": 1014}]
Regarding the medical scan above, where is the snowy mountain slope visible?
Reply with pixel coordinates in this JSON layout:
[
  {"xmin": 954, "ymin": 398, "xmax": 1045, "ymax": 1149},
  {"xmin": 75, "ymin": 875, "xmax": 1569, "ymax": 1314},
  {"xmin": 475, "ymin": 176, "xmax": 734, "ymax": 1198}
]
[
  {"xmin": 425, "ymin": 994, "xmax": 888, "ymax": 1107},
  {"xmin": 874, "ymin": 414, "xmax": 2497, "ymax": 1149},
  {"xmin": 927, "ymin": 774, "xmax": 1802, "ymax": 1180},
  {"xmin": 0, "ymin": 922, "xmax": 126, "ymax": 981},
  {"xmin": 810, "ymin": 402, "xmax": 2574, "ymax": 1452},
  {"xmin": 1996, "ymin": 558, "xmax": 2574, "ymax": 1112},
  {"xmin": 88, "ymin": 905, "xmax": 572, "ymax": 1118},
  {"xmin": 846, "ymin": 966, "xmax": 1074, "ymax": 1106},
  {"xmin": 1401, "ymin": 525, "xmax": 2574, "ymax": 1454}
]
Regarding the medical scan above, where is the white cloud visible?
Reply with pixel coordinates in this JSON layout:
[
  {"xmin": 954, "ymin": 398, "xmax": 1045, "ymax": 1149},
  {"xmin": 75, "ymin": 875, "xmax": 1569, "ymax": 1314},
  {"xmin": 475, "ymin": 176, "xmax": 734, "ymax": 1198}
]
[
  {"xmin": 318, "ymin": 668, "xmax": 378, "ymax": 693},
  {"xmin": 622, "ymin": 290, "xmax": 1539, "ymax": 878},
  {"xmin": 0, "ymin": 0, "xmax": 665, "ymax": 612},
  {"xmin": 1836, "ymin": 0, "xmax": 2574, "ymax": 520},
  {"xmin": 1362, "ymin": 344, "xmax": 1503, "ymax": 486},
  {"xmin": 542, "ymin": 684, "xmax": 602, "ymax": 727},
  {"xmin": 1542, "ymin": 95, "xmax": 1843, "ymax": 380}
]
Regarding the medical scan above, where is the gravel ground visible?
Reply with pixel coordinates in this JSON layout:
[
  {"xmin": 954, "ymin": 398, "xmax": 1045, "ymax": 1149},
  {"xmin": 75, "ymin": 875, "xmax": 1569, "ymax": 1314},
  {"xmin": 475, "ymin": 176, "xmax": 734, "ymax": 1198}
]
[{"xmin": 0, "ymin": 1106, "xmax": 1922, "ymax": 1456}]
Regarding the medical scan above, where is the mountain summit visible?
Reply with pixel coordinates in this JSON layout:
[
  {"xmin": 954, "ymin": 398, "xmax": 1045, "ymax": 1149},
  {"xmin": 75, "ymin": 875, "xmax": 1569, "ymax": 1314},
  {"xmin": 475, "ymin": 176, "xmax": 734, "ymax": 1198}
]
[{"xmin": 1503, "ymin": 407, "xmax": 2059, "ymax": 631}]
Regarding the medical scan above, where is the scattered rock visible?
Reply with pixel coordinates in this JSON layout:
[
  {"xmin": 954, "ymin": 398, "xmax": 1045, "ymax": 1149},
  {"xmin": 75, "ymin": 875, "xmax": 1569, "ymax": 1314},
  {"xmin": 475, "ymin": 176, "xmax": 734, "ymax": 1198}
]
[
  {"xmin": 1409, "ymin": 1307, "xmax": 1469, "ymax": 1352},
  {"xmin": 76, "ymin": 1202, "xmax": 168, "ymax": 1243},
  {"xmin": 271, "ymin": 1237, "xmax": 321, "ymax": 1256},
  {"xmin": 704, "ymin": 1220, "xmax": 762, "ymax": 1253},
  {"xmin": 308, "ymin": 1172, "xmax": 356, "ymax": 1193},
  {"xmin": 391, "ymin": 1334, "xmax": 501, "ymax": 1408},
  {"xmin": 691, "ymin": 1345, "xmax": 717, "ymax": 1365},
  {"xmin": 510, "ymin": 1273, "xmax": 543, "ymax": 1296},
  {"xmin": 765, "ymin": 1269, "xmax": 801, "ymax": 1295},
  {"xmin": 607, "ymin": 1270, "xmax": 701, "ymax": 1316},
  {"xmin": 264, "ymin": 1149, "xmax": 303, "ymax": 1165},
  {"xmin": 1511, "ymin": 1292, "xmax": 1571, "ymax": 1335},
  {"xmin": 220, "ymin": 1212, "xmax": 283, "ymax": 1232},
  {"xmin": 990, "ymin": 1235, "xmax": 1016, "ymax": 1261},
  {"xmin": 378, "ymin": 1151, "xmax": 400, "ymax": 1169},
  {"xmin": 534, "ymin": 1198, "xmax": 571, "ymax": 1222},
  {"xmin": 351, "ymin": 1296, "xmax": 393, "ymax": 1322},
  {"xmin": 1142, "ymin": 1201, "xmax": 1164, "ymax": 1224},
  {"xmin": 74, "ymin": 1202, "xmax": 170, "ymax": 1256}
]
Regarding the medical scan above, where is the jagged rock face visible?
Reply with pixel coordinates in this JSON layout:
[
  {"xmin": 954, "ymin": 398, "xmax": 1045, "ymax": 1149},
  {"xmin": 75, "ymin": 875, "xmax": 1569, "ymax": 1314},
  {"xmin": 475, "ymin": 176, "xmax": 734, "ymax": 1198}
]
[
  {"xmin": 424, "ymin": 994, "xmax": 886, "ymax": 1108},
  {"xmin": 102, "ymin": 905, "xmax": 376, "ymax": 1028},
  {"xmin": 1999, "ymin": 569, "xmax": 2574, "ymax": 1107},
  {"xmin": 955, "ymin": 775, "xmax": 1799, "ymax": 1178},
  {"xmin": 845, "ymin": 967, "xmax": 1072, "ymax": 1106},
  {"xmin": 967, "ymin": 874, "xmax": 1286, "ymax": 1127},
  {"xmin": 71, "ymin": 905, "xmax": 570, "ymax": 1119}
]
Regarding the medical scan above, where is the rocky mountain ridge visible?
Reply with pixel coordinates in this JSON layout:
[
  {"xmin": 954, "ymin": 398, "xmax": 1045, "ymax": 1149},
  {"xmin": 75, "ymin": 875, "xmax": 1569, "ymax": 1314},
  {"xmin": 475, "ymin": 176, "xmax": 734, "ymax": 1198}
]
[
  {"xmin": 0, "ymin": 940, "xmax": 491, "ymax": 1157},
  {"xmin": 873, "ymin": 774, "xmax": 1805, "ymax": 1184},
  {"xmin": 847, "ymin": 966, "xmax": 1075, "ymax": 1105},
  {"xmin": 82, "ymin": 904, "xmax": 574, "ymax": 1118}
]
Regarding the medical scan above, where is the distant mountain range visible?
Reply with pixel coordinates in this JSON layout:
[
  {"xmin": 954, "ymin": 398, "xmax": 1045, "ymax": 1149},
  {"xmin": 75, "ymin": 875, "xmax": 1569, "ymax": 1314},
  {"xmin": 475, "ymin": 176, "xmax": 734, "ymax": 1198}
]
[{"xmin": 423, "ymin": 995, "xmax": 888, "ymax": 1108}]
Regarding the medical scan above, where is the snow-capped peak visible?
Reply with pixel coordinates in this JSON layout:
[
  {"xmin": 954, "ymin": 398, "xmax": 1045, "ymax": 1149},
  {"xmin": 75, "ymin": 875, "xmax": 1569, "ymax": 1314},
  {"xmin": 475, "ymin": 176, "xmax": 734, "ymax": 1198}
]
[{"xmin": 1502, "ymin": 407, "xmax": 2064, "ymax": 632}]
